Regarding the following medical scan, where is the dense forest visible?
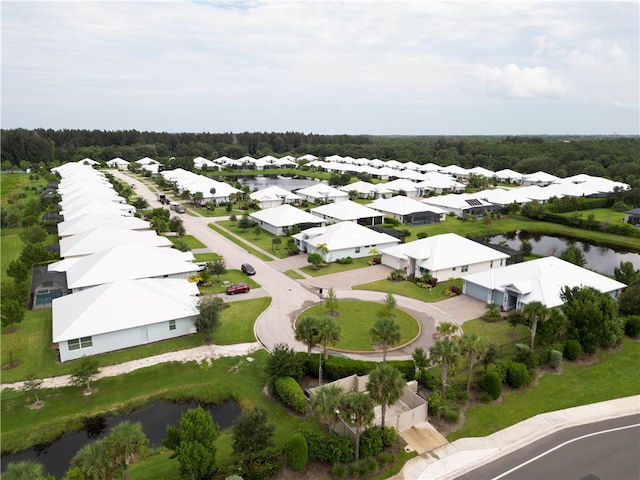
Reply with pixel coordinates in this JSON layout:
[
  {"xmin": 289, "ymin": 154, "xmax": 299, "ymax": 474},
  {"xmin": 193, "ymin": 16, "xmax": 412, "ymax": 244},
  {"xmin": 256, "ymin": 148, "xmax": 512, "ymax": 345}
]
[{"xmin": 2, "ymin": 129, "xmax": 640, "ymax": 185}]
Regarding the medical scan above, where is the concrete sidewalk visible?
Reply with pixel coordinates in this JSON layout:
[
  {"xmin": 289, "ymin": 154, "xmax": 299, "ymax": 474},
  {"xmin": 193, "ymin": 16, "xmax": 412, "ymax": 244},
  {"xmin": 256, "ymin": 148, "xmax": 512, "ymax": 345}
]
[{"xmin": 396, "ymin": 395, "xmax": 640, "ymax": 480}]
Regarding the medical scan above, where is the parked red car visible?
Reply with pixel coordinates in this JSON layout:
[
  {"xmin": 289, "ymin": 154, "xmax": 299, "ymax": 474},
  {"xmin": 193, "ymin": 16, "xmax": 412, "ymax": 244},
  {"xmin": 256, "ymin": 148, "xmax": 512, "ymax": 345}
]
[{"xmin": 225, "ymin": 282, "xmax": 250, "ymax": 295}]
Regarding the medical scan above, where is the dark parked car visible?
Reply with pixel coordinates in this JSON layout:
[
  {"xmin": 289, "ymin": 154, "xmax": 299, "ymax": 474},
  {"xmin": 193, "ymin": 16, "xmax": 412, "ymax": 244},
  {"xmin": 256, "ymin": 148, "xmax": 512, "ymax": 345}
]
[
  {"xmin": 226, "ymin": 283, "xmax": 250, "ymax": 295},
  {"xmin": 241, "ymin": 263, "xmax": 256, "ymax": 276}
]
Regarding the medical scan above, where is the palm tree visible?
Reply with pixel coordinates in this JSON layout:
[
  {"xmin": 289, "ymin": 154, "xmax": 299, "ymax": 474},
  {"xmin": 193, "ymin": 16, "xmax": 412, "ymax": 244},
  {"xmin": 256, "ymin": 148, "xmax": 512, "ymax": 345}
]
[
  {"xmin": 316, "ymin": 243, "xmax": 330, "ymax": 262},
  {"xmin": 316, "ymin": 316, "xmax": 341, "ymax": 386},
  {"xmin": 72, "ymin": 439, "xmax": 113, "ymax": 480},
  {"xmin": 370, "ymin": 317, "xmax": 401, "ymax": 362},
  {"xmin": 522, "ymin": 301, "xmax": 550, "ymax": 350},
  {"xmin": 105, "ymin": 421, "xmax": 148, "ymax": 480},
  {"xmin": 460, "ymin": 333, "xmax": 487, "ymax": 392},
  {"xmin": 434, "ymin": 321, "xmax": 459, "ymax": 341},
  {"xmin": 295, "ymin": 315, "xmax": 319, "ymax": 355},
  {"xmin": 412, "ymin": 347, "xmax": 429, "ymax": 383},
  {"xmin": 2, "ymin": 459, "xmax": 46, "ymax": 480},
  {"xmin": 366, "ymin": 363, "xmax": 405, "ymax": 429},
  {"xmin": 310, "ymin": 384, "xmax": 343, "ymax": 433},
  {"xmin": 339, "ymin": 391, "xmax": 375, "ymax": 460},
  {"xmin": 429, "ymin": 338, "xmax": 460, "ymax": 396}
]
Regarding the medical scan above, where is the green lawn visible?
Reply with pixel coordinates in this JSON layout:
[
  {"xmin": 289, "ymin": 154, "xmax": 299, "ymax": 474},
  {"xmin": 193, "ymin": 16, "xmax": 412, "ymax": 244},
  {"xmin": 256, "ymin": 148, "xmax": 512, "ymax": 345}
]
[
  {"xmin": 462, "ymin": 319, "xmax": 530, "ymax": 358},
  {"xmin": 1, "ymin": 228, "xmax": 24, "ymax": 283},
  {"xmin": 1, "ymin": 298, "xmax": 267, "ymax": 384},
  {"xmin": 193, "ymin": 252, "xmax": 222, "ymax": 262},
  {"xmin": 557, "ymin": 208, "xmax": 626, "ymax": 224},
  {"xmin": 208, "ymin": 223, "xmax": 273, "ymax": 261},
  {"xmin": 217, "ymin": 220, "xmax": 292, "ymax": 259},
  {"xmin": 196, "ymin": 269, "xmax": 261, "ymax": 295},
  {"xmin": 448, "ymin": 338, "xmax": 640, "ymax": 441},
  {"xmin": 353, "ymin": 278, "xmax": 463, "ymax": 303},
  {"xmin": 166, "ymin": 234, "xmax": 206, "ymax": 249},
  {"xmin": 300, "ymin": 256, "xmax": 377, "ymax": 277},
  {"xmin": 298, "ymin": 300, "xmax": 420, "ymax": 352},
  {"xmin": 284, "ymin": 269, "xmax": 306, "ymax": 279}
]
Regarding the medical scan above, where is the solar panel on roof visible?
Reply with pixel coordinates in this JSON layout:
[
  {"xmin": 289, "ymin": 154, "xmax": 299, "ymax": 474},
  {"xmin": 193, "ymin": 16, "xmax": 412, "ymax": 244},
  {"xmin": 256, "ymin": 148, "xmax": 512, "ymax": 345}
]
[{"xmin": 465, "ymin": 199, "xmax": 482, "ymax": 206}]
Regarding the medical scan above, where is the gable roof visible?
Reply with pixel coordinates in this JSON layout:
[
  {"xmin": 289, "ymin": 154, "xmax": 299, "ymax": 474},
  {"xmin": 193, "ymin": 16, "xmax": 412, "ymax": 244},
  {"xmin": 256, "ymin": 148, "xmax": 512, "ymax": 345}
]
[
  {"xmin": 294, "ymin": 221, "xmax": 400, "ymax": 251},
  {"xmin": 57, "ymin": 213, "xmax": 151, "ymax": 238},
  {"xmin": 295, "ymin": 183, "xmax": 349, "ymax": 200},
  {"xmin": 49, "ymin": 244, "xmax": 199, "ymax": 290},
  {"xmin": 368, "ymin": 195, "xmax": 448, "ymax": 215},
  {"xmin": 380, "ymin": 233, "xmax": 509, "ymax": 271},
  {"xmin": 337, "ymin": 181, "xmax": 392, "ymax": 196},
  {"xmin": 249, "ymin": 185, "xmax": 302, "ymax": 203},
  {"xmin": 311, "ymin": 200, "xmax": 384, "ymax": 221},
  {"xmin": 494, "ymin": 168, "xmax": 524, "ymax": 180},
  {"xmin": 59, "ymin": 228, "xmax": 172, "ymax": 258},
  {"xmin": 462, "ymin": 256, "xmax": 627, "ymax": 308},
  {"xmin": 249, "ymin": 204, "xmax": 325, "ymax": 227},
  {"xmin": 52, "ymin": 278, "xmax": 199, "ymax": 342}
]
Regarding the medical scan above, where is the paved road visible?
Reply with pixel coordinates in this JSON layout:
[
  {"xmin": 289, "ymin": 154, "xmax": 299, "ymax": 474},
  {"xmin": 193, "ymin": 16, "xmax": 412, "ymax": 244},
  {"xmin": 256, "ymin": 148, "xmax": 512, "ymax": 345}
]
[{"xmin": 456, "ymin": 414, "xmax": 640, "ymax": 480}]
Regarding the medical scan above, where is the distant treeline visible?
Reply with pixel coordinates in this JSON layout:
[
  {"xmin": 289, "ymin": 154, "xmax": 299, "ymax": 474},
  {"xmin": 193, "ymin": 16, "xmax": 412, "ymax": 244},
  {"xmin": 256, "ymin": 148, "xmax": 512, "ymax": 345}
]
[{"xmin": 2, "ymin": 128, "xmax": 640, "ymax": 183}]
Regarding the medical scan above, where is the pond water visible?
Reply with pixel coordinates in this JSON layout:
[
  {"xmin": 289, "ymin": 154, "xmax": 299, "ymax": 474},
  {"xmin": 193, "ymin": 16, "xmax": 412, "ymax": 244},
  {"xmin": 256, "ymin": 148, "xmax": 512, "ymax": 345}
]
[
  {"xmin": 486, "ymin": 231, "xmax": 640, "ymax": 276},
  {"xmin": 1, "ymin": 399, "xmax": 241, "ymax": 479},
  {"xmin": 228, "ymin": 174, "xmax": 323, "ymax": 192}
]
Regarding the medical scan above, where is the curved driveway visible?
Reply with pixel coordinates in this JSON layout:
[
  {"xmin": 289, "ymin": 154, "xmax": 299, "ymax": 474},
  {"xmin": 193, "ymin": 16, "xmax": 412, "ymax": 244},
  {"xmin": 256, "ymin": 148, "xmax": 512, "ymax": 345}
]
[{"xmin": 113, "ymin": 171, "xmax": 486, "ymax": 360}]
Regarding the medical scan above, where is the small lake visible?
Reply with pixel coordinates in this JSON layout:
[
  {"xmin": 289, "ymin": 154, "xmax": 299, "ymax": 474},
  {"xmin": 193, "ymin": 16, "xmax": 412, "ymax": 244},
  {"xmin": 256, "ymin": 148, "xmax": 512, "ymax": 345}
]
[
  {"xmin": 226, "ymin": 174, "xmax": 323, "ymax": 192},
  {"xmin": 1, "ymin": 399, "xmax": 241, "ymax": 479},
  {"xmin": 487, "ymin": 231, "xmax": 640, "ymax": 276}
]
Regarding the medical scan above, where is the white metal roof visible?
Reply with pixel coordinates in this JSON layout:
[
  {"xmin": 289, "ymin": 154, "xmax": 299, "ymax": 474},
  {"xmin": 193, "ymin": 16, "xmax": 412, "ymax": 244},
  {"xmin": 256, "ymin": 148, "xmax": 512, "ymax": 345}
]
[
  {"xmin": 59, "ymin": 228, "xmax": 172, "ymax": 258},
  {"xmin": 295, "ymin": 183, "xmax": 349, "ymax": 200},
  {"xmin": 52, "ymin": 278, "xmax": 200, "ymax": 342},
  {"xmin": 249, "ymin": 185, "xmax": 302, "ymax": 203},
  {"xmin": 311, "ymin": 200, "xmax": 384, "ymax": 221},
  {"xmin": 368, "ymin": 195, "xmax": 447, "ymax": 215},
  {"xmin": 462, "ymin": 256, "xmax": 627, "ymax": 308},
  {"xmin": 57, "ymin": 213, "xmax": 151, "ymax": 238},
  {"xmin": 249, "ymin": 204, "xmax": 325, "ymax": 228},
  {"xmin": 294, "ymin": 221, "xmax": 400, "ymax": 252}
]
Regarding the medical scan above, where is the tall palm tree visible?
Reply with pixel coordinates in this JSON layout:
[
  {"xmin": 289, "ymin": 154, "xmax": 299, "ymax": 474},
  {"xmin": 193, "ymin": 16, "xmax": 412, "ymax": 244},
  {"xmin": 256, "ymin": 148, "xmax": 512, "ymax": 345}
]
[
  {"xmin": 522, "ymin": 301, "xmax": 550, "ymax": 350},
  {"xmin": 435, "ymin": 321, "xmax": 459, "ymax": 341},
  {"xmin": 366, "ymin": 363, "xmax": 405, "ymax": 429},
  {"xmin": 340, "ymin": 391, "xmax": 375, "ymax": 460},
  {"xmin": 370, "ymin": 317, "xmax": 401, "ymax": 362},
  {"xmin": 2, "ymin": 459, "xmax": 45, "ymax": 480},
  {"xmin": 429, "ymin": 338, "xmax": 460, "ymax": 396},
  {"xmin": 316, "ymin": 243, "xmax": 330, "ymax": 262},
  {"xmin": 105, "ymin": 421, "xmax": 148, "ymax": 480},
  {"xmin": 72, "ymin": 439, "xmax": 113, "ymax": 480},
  {"xmin": 310, "ymin": 384, "xmax": 343, "ymax": 433},
  {"xmin": 460, "ymin": 333, "xmax": 487, "ymax": 392},
  {"xmin": 316, "ymin": 316, "xmax": 341, "ymax": 385},
  {"xmin": 295, "ymin": 315, "xmax": 319, "ymax": 355}
]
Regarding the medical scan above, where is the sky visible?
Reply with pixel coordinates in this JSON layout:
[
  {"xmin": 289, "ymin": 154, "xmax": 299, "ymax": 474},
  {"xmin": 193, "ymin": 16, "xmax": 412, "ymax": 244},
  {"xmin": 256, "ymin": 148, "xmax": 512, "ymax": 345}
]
[{"xmin": 1, "ymin": 0, "xmax": 638, "ymax": 135}]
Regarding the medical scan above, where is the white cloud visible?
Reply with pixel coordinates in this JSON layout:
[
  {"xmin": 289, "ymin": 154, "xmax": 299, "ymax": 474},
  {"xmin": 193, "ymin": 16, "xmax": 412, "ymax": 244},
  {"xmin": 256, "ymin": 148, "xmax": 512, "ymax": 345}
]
[{"xmin": 473, "ymin": 63, "xmax": 567, "ymax": 99}]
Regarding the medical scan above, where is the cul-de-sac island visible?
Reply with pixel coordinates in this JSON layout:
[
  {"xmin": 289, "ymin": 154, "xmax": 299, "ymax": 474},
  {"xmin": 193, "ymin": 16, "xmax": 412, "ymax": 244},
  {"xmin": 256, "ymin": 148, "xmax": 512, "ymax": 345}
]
[{"xmin": 1, "ymin": 132, "xmax": 639, "ymax": 480}]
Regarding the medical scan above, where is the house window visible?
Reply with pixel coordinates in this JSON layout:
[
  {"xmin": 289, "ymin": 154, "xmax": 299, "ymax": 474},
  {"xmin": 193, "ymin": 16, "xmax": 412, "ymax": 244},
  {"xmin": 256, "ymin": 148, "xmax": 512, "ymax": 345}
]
[
  {"xmin": 355, "ymin": 247, "xmax": 361, "ymax": 254},
  {"xmin": 490, "ymin": 261, "xmax": 493, "ymax": 268},
  {"xmin": 169, "ymin": 320, "xmax": 176, "ymax": 331},
  {"xmin": 452, "ymin": 266, "xmax": 456, "ymax": 271},
  {"xmin": 461, "ymin": 265, "xmax": 469, "ymax": 272},
  {"xmin": 68, "ymin": 336, "xmax": 93, "ymax": 351}
]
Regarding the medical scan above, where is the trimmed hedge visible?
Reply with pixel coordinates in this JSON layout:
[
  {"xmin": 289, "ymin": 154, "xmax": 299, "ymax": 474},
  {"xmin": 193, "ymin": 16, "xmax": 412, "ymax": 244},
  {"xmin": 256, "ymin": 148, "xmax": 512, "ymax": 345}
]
[
  {"xmin": 298, "ymin": 430, "xmax": 355, "ymax": 464},
  {"xmin": 274, "ymin": 376, "xmax": 307, "ymax": 414},
  {"xmin": 624, "ymin": 316, "xmax": 640, "ymax": 338},
  {"xmin": 506, "ymin": 362, "xmax": 529, "ymax": 388},
  {"xmin": 564, "ymin": 339, "xmax": 583, "ymax": 361},
  {"xmin": 285, "ymin": 432, "xmax": 308, "ymax": 471},
  {"xmin": 211, "ymin": 449, "xmax": 282, "ymax": 480},
  {"xmin": 482, "ymin": 371, "xmax": 502, "ymax": 400},
  {"xmin": 359, "ymin": 426, "xmax": 384, "ymax": 459},
  {"xmin": 549, "ymin": 349, "xmax": 563, "ymax": 369},
  {"xmin": 299, "ymin": 354, "xmax": 414, "ymax": 383}
]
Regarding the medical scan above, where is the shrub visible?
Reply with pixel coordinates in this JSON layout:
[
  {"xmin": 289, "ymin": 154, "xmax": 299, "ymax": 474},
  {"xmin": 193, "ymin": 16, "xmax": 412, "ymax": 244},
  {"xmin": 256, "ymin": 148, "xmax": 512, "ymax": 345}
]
[
  {"xmin": 427, "ymin": 391, "xmax": 446, "ymax": 417},
  {"xmin": 486, "ymin": 361, "xmax": 508, "ymax": 382},
  {"xmin": 442, "ymin": 407, "xmax": 460, "ymax": 424},
  {"xmin": 388, "ymin": 269, "xmax": 405, "ymax": 281},
  {"xmin": 211, "ymin": 449, "xmax": 282, "ymax": 480},
  {"xmin": 564, "ymin": 339, "xmax": 582, "ymax": 361},
  {"xmin": 274, "ymin": 377, "xmax": 307, "ymax": 414},
  {"xmin": 382, "ymin": 427, "xmax": 397, "ymax": 447},
  {"xmin": 335, "ymin": 257, "xmax": 353, "ymax": 264},
  {"xmin": 506, "ymin": 362, "xmax": 529, "ymax": 388},
  {"xmin": 285, "ymin": 432, "xmax": 308, "ymax": 471},
  {"xmin": 475, "ymin": 391, "xmax": 494, "ymax": 403},
  {"xmin": 549, "ymin": 350, "xmax": 563, "ymax": 369},
  {"xmin": 482, "ymin": 371, "xmax": 502, "ymax": 400},
  {"xmin": 299, "ymin": 430, "xmax": 354, "ymax": 464},
  {"xmin": 418, "ymin": 369, "xmax": 440, "ymax": 390},
  {"xmin": 348, "ymin": 457, "xmax": 379, "ymax": 478},
  {"xmin": 624, "ymin": 316, "xmax": 640, "ymax": 338},
  {"xmin": 359, "ymin": 426, "xmax": 384, "ymax": 459},
  {"xmin": 536, "ymin": 342, "xmax": 564, "ymax": 365},
  {"xmin": 330, "ymin": 463, "xmax": 348, "ymax": 479},
  {"xmin": 377, "ymin": 451, "xmax": 396, "ymax": 466},
  {"xmin": 514, "ymin": 343, "xmax": 537, "ymax": 369},
  {"xmin": 416, "ymin": 232, "xmax": 428, "ymax": 239}
]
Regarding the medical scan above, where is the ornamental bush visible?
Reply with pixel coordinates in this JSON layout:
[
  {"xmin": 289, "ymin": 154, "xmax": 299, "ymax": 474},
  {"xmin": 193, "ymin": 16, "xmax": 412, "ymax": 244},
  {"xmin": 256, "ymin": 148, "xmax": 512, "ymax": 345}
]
[
  {"xmin": 564, "ymin": 339, "xmax": 582, "ymax": 361},
  {"xmin": 482, "ymin": 371, "xmax": 502, "ymax": 400},
  {"xmin": 359, "ymin": 426, "xmax": 384, "ymax": 459},
  {"xmin": 382, "ymin": 426, "xmax": 397, "ymax": 447},
  {"xmin": 274, "ymin": 377, "xmax": 307, "ymax": 414},
  {"xmin": 506, "ymin": 362, "xmax": 529, "ymax": 388},
  {"xmin": 624, "ymin": 316, "xmax": 640, "ymax": 338},
  {"xmin": 285, "ymin": 432, "xmax": 308, "ymax": 471},
  {"xmin": 549, "ymin": 349, "xmax": 563, "ymax": 369},
  {"xmin": 335, "ymin": 256, "xmax": 353, "ymax": 264},
  {"xmin": 299, "ymin": 430, "xmax": 355, "ymax": 464}
]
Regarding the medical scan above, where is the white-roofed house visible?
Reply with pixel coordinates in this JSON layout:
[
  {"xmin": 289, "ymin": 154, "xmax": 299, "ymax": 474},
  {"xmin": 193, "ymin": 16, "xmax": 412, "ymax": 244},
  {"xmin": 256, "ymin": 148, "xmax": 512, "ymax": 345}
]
[
  {"xmin": 521, "ymin": 171, "xmax": 560, "ymax": 186},
  {"xmin": 470, "ymin": 189, "xmax": 532, "ymax": 208},
  {"xmin": 106, "ymin": 157, "xmax": 130, "ymax": 170},
  {"xmin": 462, "ymin": 256, "xmax": 626, "ymax": 311},
  {"xmin": 60, "ymin": 201, "xmax": 137, "ymax": 220},
  {"xmin": 136, "ymin": 156, "xmax": 160, "ymax": 165},
  {"xmin": 380, "ymin": 233, "xmax": 509, "ymax": 279},
  {"xmin": 439, "ymin": 164, "xmax": 470, "ymax": 179},
  {"xmin": 48, "ymin": 244, "xmax": 199, "ymax": 292},
  {"xmin": 494, "ymin": 168, "xmax": 524, "ymax": 184},
  {"xmin": 416, "ymin": 172, "xmax": 465, "ymax": 194},
  {"xmin": 250, "ymin": 185, "xmax": 302, "ymax": 209},
  {"xmin": 78, "ymin": 157, "xmax": 100, "ymax": 166},
  {"xmin": 383, "ymin": 178, "xmax": 420, "ymax": 197},
  {"xmin": 295, "ymin": 183, "xmax": 349, "ymax": 204},
  {"xmin": 511, "ymin": 185, "xmax": 563, "ymax": 202},
  {"xmin": 57, "ymin": 213, "xmax": 152, "ymax": 238},
  {"xmin": 293, "ymin": 221, "xmax": 400, "ymax": 262},
  {"xmin": 52, "ymin": 278, "xmax": 199, "ymax": 362},
  {"xmin": 368, "ymin": 196, "xmax": 447, "ymax": 225},
  {"xmin": 249, "ymin": 204, "xmax": 326, "ymax": 236},
  {"xmin": 193, "ymin": 156, "xmax": 220, "ymax": 171},
  {"xmin": 422, "ymin": 193, "xmax": 497, "ymax": 218},
  {"xmin": 297, "ymin": 154, "xmax": 318, "ymax": 162},
  {"xmin": 59, "ymin": 228, "xmax": 172, "ymax": 259},
  {"xmin": 467, "ymin": 166, "xmax": 495, "ymax": 179},
  {"xmin": 338, "ymin": 181, "xmax": 393, "ymax": 200},
  {"xmin": 310, "ymin": 200, "xmax": 384, "ymax": 226}
]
